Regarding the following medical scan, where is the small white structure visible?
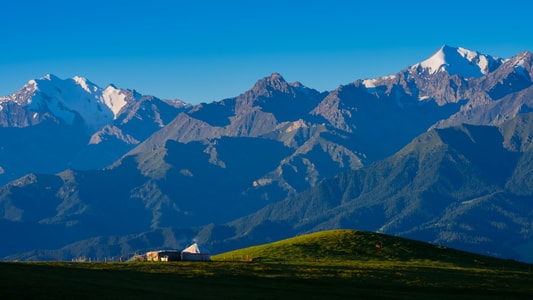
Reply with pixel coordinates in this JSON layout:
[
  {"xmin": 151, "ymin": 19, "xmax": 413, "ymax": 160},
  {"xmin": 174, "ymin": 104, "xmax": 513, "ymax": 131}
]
[
  {"xmin": 145, "ymin": 250, "xmax": 181, "ymax": 262},
  {"xmin": 181, "ymin": 243, "xmax": 211, "ymax": 261}
]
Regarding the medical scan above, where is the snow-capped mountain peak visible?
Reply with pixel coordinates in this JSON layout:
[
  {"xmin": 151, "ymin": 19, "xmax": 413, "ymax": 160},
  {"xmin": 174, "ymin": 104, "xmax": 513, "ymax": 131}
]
[
  {"xmin": 102, "ymin": 84, "xmax": 128, "ymax": 117},
  {"xmin": 1, "ymin": 74, "xmax": 132, "ymax": 133},
  {"xmin": 72, "ymin": 76, "xmax": 98, "ymax": 94},
  {"xmin": 411, "ymin": 45, "xmax": 503, "ymax": 78},
  {"xmin": 71, "ymin": 76, "xmax": 128, "ymax": 115}
]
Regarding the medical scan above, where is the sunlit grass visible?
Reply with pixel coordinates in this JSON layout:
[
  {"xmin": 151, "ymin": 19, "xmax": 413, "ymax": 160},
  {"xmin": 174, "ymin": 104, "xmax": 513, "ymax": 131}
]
[{"xmin": 1, "ymin": 230, "xmax": 532, "ymax": 299}]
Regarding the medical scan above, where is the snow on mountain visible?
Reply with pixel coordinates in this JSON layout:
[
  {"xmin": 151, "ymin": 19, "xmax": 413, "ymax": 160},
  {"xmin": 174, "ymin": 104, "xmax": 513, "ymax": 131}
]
[
  {"xmin": 102, "ymin": 85, "xmax": 128, "ymax": 116},
  {"xmin": 411, "ymin": 45, "xmax": 503, "ymax": 78},
  {"xmin": 0, "ymin": 79, "xmax": 37, "ymax": 107},
  {"xmin": 362, "ymin": 75, "xmax": 397, "ymax": 88},
  {"xmin": 0, "ymin": 74, "xmax": 131, "ymax": 133},
  {"xmin": 505, "ymin": 51, "xmax": 533, "ymax": 80}
]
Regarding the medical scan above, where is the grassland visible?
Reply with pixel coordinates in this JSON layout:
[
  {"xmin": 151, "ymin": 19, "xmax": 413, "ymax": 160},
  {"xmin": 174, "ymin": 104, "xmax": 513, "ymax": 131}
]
[{"xmin": 1, "ymin": 230, "xmax": 532, "ymax": 299}]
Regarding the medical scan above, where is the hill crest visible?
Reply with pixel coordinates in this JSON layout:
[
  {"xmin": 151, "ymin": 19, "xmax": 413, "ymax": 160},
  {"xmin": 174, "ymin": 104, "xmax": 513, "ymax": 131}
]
[{"xmin": 212, "ymin": 229, "xmax": 527, "ymax": 267}]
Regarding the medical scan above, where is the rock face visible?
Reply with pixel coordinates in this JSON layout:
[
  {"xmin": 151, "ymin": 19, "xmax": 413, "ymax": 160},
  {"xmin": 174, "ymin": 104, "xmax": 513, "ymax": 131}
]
[{"xmin": 2, "ymin": 46, "xmax": 533, "ymax": 262}]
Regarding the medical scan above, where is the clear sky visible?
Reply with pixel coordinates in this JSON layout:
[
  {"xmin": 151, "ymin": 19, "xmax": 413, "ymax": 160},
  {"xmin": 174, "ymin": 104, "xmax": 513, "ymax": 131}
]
[{"xmin": 2, "ymin": 0, "xmax": 533, "ymax": 104}]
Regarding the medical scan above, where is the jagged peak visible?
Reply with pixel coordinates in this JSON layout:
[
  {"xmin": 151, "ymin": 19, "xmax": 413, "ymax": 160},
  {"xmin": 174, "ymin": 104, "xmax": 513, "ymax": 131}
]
[
  {"xmin": 517, "ymin": 50, "xmax": 533, "ymax": 58},
  {"xmin": 245, "ymin": 73, "xmax": 322, "ymax": 103},
  {"xmin": 250, "ymin": 72, "xmax": 291, "ymax": 94},
  {"xmin": 505, "ymin": 50, "xmax": 533, "ymax": 66},
  {"xmin": 411, "ymin": 45, "xmax": 503, "ymax": 78},
  {"xmin": 32, "ymin": 74, "xmax": 95, "ymax": 93},
  {"xmin": 269, "ymin": 72, "xmax": 284, "ymax": 81},
  {"xmin": 9, "ymin": 74, "xmax": 62, "ymax": 92},
  {"xmin": 265, "ymin": 72, "xmax": 288, "ymax": 88},
  {"xmin": 72, "ymin": 75, "xmax": 100, "ymax": 94},
  {"xmin": 72, "ymin": 75, "xmax": 88, "ymax": 83},
  {"xmin": 41, "ymin": 73, "xmax": 59, "ymax": 81}
]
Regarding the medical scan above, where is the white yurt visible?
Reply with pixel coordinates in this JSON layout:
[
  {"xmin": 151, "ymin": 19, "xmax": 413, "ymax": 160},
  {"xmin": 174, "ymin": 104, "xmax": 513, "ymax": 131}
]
[{"xmin": 181, "ymin": 243, "xmax": 211, "ymax": 261}]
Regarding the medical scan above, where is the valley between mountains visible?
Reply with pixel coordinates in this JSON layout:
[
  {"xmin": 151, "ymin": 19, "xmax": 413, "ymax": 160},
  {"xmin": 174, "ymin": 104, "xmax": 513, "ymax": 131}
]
[{"xmin": 1, "ymin": 45, "xmax": 532, "ymax": 262}]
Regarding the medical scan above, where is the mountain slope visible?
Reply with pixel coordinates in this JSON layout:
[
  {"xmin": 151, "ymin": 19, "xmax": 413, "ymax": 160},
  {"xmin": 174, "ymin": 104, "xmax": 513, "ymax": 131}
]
[{"xmin": 197, "ymin": 114, "xmax": 533, "ymax": 263}]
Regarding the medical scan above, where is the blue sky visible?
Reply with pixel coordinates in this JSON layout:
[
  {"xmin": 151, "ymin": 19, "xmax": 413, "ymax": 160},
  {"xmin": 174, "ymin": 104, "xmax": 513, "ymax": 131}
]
[{"xmin": 2, "ymin": 0, "xmax": 533, "ymax": 104}]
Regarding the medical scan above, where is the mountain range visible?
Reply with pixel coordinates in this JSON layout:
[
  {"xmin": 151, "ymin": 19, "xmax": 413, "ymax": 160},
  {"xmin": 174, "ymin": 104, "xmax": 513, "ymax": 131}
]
[
  {"xmin": 0, "ymin": 74, "xmax": 190, "ymax": 183},
  {"xmin": 1, "ymin": 45, "xmax": 532, "ymax": 262}
]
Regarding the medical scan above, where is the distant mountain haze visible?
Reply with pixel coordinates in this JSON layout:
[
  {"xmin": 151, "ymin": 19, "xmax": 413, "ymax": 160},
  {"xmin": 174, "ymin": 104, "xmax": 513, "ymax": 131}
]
[{"xmin": 1, "ymin": 45, "xmax": 533, "ymax": 262}]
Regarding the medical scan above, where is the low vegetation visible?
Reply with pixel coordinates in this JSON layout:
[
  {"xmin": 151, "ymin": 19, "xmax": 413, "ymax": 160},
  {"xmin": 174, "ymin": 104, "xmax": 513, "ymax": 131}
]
[{"xmin": 1, "ymin": 230, "xmax": 532, "ymax": 299}]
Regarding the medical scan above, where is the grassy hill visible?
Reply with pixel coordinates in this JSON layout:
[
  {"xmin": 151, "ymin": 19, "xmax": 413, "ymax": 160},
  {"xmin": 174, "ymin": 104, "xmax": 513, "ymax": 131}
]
[
  {"xmin": 1, "ymin": 229, "xmax": 533, "ymax": 299},
  {"xmin": 212, "ymin": 229, "xmax": 527, "ymax": 267}
]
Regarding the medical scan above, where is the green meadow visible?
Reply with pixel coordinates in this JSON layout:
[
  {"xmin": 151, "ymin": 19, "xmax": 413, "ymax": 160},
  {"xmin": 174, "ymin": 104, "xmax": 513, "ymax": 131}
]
[{"xmin": 2, "ymin": 230, "xmax": 532, "ymax": 299}]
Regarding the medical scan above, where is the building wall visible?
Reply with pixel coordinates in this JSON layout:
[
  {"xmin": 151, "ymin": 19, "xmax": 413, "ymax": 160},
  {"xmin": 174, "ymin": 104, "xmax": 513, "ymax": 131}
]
[{"xmin": 146, "ymin": 250, "xmax": 181, "ymax": 261}]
